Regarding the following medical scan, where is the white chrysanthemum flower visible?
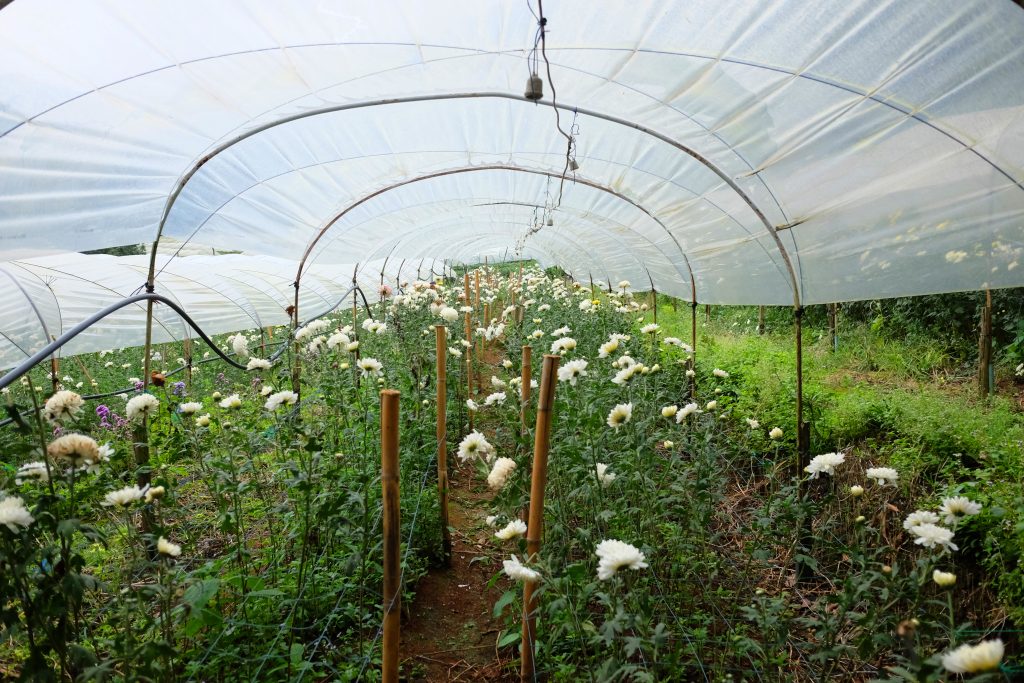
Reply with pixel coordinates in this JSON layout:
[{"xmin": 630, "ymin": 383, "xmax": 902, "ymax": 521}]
[
  {"xmin": 43, "ymin": 390, "xmax": 84, "ymax": 424},
  {"xmin": 551, "ymin": 337, "xmax": 577, "ymax": 354},
  {"xmin": 552, "ymin": 326, "xmax": 571, "ymax": 337},
  {"xmin": 179, "ymin": 401, "xmax": 203, "ymax": 415},
  {"xmin": 676, "ymin": 403, "xmax": 699, "ymax": 423},
  {"xmin": 607, "ymin": 403, "xmax": 633, "ymax": 430},
  {"xmin": 768, "ymin": 427, "xmax": 784, "ymax": 440},
  {"xmin": 484, "ymin": 392, "xmax": 507, "ymax": 407},
  {"xmin": 910, "ymin": 523, "xmax": 958, "ymax": 552},
  {"xmin": 246, "ymin": 357, "xmax": 272, "ymax": 371},
  {"xmin": 610, "ymin": 365, "xmax": 639, "ymax": 386},
  {"xmin": 503, "ymin": 555, "xmax": 540, "ymax": 583},
  {"xmin": 663, "ymin": 337, "xmax": 682, "ymax": 347},
  {"xmin": 613, "ymin": 354, "xmax": 636, "ymax": 369},
  {"xmin": 849, "ymin": 485, "xmax": 865, "ymax": 497},
  {"xmin": 196, "ymin": 414, "xmax": 211, "ymax": 427},
  {"xmin": 145, "ymin": 486, "xmax": 165, "ymax": 503},
  {"xmin": 705, "ymin": 400, "xmax": 718, "ymax": 410},
  {"xmin": 804, "ymin": 452, "xmax": 846, "ymax": 479},
  {"xmin": 157, "ymin": 536, "xmax": 182, "ymax": 557},
  {"xmin": 903, "ymin": 510, "xmax": 940, "ymax": 530},
  {"xmin": 126, "ymin": 393, "xmax": 160, "ymax": 421},
  {"xmin": 865, "ymin": 467, "xmax": 899, "ymax": 486},
  {"xmin": 640, "ymin": 323, "xmax": 660, "ymax": 335},
  {"xmin": 218, "ymin": 393, "xmax": 242, "ymax": 410},
  {"xmin": 357, "ymin": 358, "xmax": 384, "ymax": 378},
  {"xmin": 47, "ymin": 433, "xmax": 101, "ymax": 467},
  {"xmin": 579, "ymin": 299, "xmax": 593, "ymax": 311},
  {"xmin": 537, "ymin": 303, "xmax": 551, "ymax": 312},
  {"xmin": 745, "ymin": 418, "xmax": 760, "ymax": 429},
  {"xmin": 932, "ymin": 570, "xmax": 957, "ymax": 587},
  {"xmin": 596, "ymin": 463, "xmax": 616, "ymax": 487},
  {"xmin": 595, "ymin": 539, "xmax": 648, "ymax": 581},
  {"xmin": 598, "ymin": 339, "xmax": 619, "ymax": 358},
  {"xmin": 261, "ymin": 385, "xmax": 274, "ymax": 396},
  {"xmin": 459, "ymin": 306, "xmax": 473, "ymax": 314},
  {"xmin": 530, "ymin": 329, "xmax": 544, "ymax": 339},
  {"xmin": 941, "ymin": 639, "xmax": 1004, "ymax": 674},
  {"xmin": 16, "ymin": 461, "xmax": 49, "ymax": 485},
  {"xmin": 487, "ymin": 457, "xmax": 517, "ymax": 491},
  {"xmin": 346, "ymin": 341, "xmax": 360, "ymax": 352},
  {"xmin": 662, "ymin": 405, "xmax": 678, "ymax": 418},
  {"xmin": 265, "ymin": 390, "xmax": 298, "ymax": 411},
  {"xmin": 685, "ymin": 369, "xmax": 696, "ymax": 378},
  {"xmin": 326, "ymin": 331, "xmax": 351, "ymax": 350},
  {"xmin": 440, "ymin": 306, "xmax": 460, "ymax": 323},
  {"xmin": 0, "ymin": 496, "xmax": 34, "ymax": 532},
  {"xmin": 231, "ymin": 333, "xmax": 249, "ymax": 359},
  {"xmin": 495, "ymin": 519, "xmax": 527, "ymax": 541},
  {"xmin": 448, "ymin": 347, "xmax": 462, "ymax": 358},
  {"xmin": 485, "ymin": 515, "xmax": 500, "ymax": 527},
  {"xmin": 457, "ymin": 431, "xmax": 494, "ymax": 463},
  {"xmin": 557, "ymin": 359, "xmax": 588, "ymax": 386},
  {"xmin": 491, "ymin": 375, "xmax": 506, "ymax": 389},
  {"xmin": 466, "ymin": 399, "xmax": 479, "ymax": 412},
  {"xmin": 617, "ymin": 280, "xmax": 631, "ymax": 289},
  {"xmin": 940, "ymin": 496, "xmax": 982, "ymax": 525},
  {"xmin": 102, "ymin": 484, "xmax": 148, "ymax": 507},
  {"xmin": 712, "ymin": 368, "xmax": 729, "ymax": 378}
]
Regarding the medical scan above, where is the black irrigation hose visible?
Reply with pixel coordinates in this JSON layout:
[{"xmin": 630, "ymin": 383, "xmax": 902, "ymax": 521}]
[{"xmin": 0, "ymin": 284, "xmax": 365, "ymax": 428}]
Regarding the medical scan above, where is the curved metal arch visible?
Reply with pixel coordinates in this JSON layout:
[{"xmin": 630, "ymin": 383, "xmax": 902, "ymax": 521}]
[
  {"xmin": 297, "ymin": 164, "xmax": 698, "ymax": 294},
  {"xmin": 350, "ymin": 208, "xmax": 657, "ymax": 288},
  {"xmin": 309, "ymin": 189, "xmax": 676, "ymax": 290},
  {"xmin": 357, "ymin": 220, "xmax": 618, "ymax": 290},
  {"xmin": 148, "ymin": 92, "xmax": 801, "ymax": 307}
]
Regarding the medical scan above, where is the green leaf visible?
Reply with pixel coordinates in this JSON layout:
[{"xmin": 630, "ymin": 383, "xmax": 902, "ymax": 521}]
[{"xmin": 493, "ymin": 589, "xmax": 518, "ymax": 619}]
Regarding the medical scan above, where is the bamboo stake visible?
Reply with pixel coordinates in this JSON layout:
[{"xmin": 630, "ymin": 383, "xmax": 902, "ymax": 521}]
[
  {"xmin": 484, "ymin": 302, "xmax": 490, "ymax": 329},
  {"xmin": 380, "ymin": 389, "xmax": 401, "ymax": 683},
  {"xmin": 758, "ymin": 305, "xmax": 766, "ymax": 335},
  {"xmin": 689, "ymin": 299, "xmax": 698, "ymax": 399},
  {"xmin": 474, "ymin": 270, "xmax": 481, "ymax": 309},
  {"xmin": 521, "ymin": 345, "xmax": 532, "ymax": 435},
  {"xmin": 435, "ymin": 326, "xmax": 452, "ymax": 565},
  {"xmin": 651, "ymin": 288, "xmax": 657, "ymax": 324},
  {"xmin": 828, "ymin": 303, "xmax": 838, "ymax": 352},
  {"xmin": 521, "ymin": 354, "xmax": 560, "ymax": 683}
]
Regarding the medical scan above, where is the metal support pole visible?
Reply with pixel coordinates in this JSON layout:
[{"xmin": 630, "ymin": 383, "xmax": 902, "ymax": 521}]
[{"xmin": 435, "ymin": 326, "xmax": 452, "ymax": 565}]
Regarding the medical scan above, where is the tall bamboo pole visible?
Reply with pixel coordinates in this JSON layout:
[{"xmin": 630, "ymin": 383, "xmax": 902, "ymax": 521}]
[
  {"xmin": 521, "ymin": 345, "xmax": 532, "ymax": 435},
  {"xmin": 758, "ymin": 305, "xmax": 766, "ymax": 335},
  {"xmin": 521, "ymin": 354, "xmax": 560, "ymax": 683},
  {"xmin": 380, "ymin": 389, "xmax": 401, "ymax": 683},
  {"xmin": 474, "ymin": 270, "xmax": 481, "ymax": 309},
  {"xmin": 690, "ymin": 299, "xmax": 698, "ymax": 399},
  {"xmin": 435, "ymin": 326, "xmax": 452, "ymax": 565}
]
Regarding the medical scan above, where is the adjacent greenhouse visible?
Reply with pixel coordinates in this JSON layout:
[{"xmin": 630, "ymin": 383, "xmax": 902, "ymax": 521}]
[{"xmin": 1, "ymin": 1, "xmax": 1022, "ymax": 680}]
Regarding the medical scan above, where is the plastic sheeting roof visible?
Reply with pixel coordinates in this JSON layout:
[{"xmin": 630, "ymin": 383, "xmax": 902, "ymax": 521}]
[{"xmin": 1, "ymin": 0, "xmax": 1023, "ymax": 363}]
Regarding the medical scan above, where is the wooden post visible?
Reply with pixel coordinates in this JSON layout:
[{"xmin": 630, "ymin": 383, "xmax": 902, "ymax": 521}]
[
  {"xmin": 690, "ymin": 299, "xmax": 698, "ymax": 399},
  {"xmin": 474, "ymin": 270, "xmax": 481, "ymax": 309},
  {"xmin": 758, "ymin": 305, "xmax": 766, "ymax": 335},
  {"xmin": 484, "ymin": 302, "xmax": 490, "ymax": 329},
  {"xmin": 464, "ymin": 271, "xmax": 471, "ymax": 308},
  {"xmin": 380, "ymin": 389, "xmax": 401, "ymax": 683},
  {"xmin": 521, "ymin": 345, "xmax": 532, "ymax": 435},
  {"xmin": 795, "ymin": 307, "xmax": 806, "ymax": 467},
  {"xmin": 521, "ymin": 354, "xmax": 560, "ymax": 683},
  {"xmin": 651, "ymin": 288, "xmax": 658, "ymax": 324},
  {"xmin": 979, "ymin": 290, "xmax": 993, "ymax": 398},
  {"xmin": 828, "ymin": 303, "xmax": 837, "ymax": 352},
  {"xmin": 435, "ymin": 326, "xmax": 452, "ymax": 565},
  {"xmin": 705, "ymin": 303, "xmax": 710, "ymax": 323}
]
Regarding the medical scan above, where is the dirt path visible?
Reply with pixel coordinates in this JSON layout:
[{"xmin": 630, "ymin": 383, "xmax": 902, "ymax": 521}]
[{"xmin": 400, "ymin": 467, "xmax": 517, "ymax": 681}]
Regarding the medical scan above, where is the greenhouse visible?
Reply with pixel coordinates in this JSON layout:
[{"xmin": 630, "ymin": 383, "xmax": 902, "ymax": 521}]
[{"xmin": 1, "ymin": 0, "xmax": 1022, "ymax": 680}]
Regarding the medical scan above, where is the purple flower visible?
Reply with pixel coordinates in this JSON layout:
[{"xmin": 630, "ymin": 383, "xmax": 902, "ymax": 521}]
[
  {"xmin": 134, "ymin": 381, "xmax": 144, "ymax": 392},
  {"xmin": 171, "ymin": 381, "xmax": 186, "ymax": 397},
  {"xmin": 96, "ymin": 404, "xmax": 110, "ymax": 419},
  {"xmin": 216, "ymin": 372, "xmax": 228, "ymax": 386}
]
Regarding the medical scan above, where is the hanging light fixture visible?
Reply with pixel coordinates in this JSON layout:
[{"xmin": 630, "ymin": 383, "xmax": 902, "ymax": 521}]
[{"xmin": 525, "ymin": 72, "xmax": 544, "ymax": 100}]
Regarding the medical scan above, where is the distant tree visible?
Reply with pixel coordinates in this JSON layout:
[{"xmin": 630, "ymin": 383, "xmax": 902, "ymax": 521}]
[{"xmin": 81, "ymin": 244, "xmax": 147, "ymax": 256}]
